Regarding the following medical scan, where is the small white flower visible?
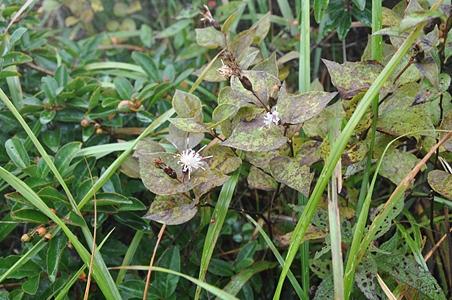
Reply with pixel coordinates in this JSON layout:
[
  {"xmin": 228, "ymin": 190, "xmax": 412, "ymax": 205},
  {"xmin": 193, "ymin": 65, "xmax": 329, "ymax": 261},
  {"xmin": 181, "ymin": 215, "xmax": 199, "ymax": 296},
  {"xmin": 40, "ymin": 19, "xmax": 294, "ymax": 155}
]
[
  {"xmin": 217, "ymin": 59, "xmax": 234, "ymax": 78},
  {"xmin": 176, "ymin": 146, "xmax": 212, "ymax": 179},
  {"xmin": 263, "ymin": 107, "xmax": 280, "ymax": 126}
]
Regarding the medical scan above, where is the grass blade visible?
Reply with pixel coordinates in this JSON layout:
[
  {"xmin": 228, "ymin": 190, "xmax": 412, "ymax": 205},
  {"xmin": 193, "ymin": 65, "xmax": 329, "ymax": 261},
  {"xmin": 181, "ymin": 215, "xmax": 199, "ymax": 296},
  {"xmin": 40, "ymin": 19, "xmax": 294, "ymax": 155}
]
[
  {"xmin": 116, "ymin": 230, "xmax": 145, "ymax": 285},
  {"xmin": 112, "ymin": 266, "xmax": 239, "ymax": 300},
  {"xmin": 194, "ymin": 169, "xmax": 241, "ymax": 300},
  {"xmin": 218, "ymin": 261, "xmax": 276, "ymax": 298},
  {"xmin": 245, "ymin": 215, "xmax": 307, "ymax": 300},
  {"xmin": 298, "ymin": 0, "xmax": 311, "ymax": 295},
  {"xmin": 0, "ymin": 167, "xmax": 122, "ymax": 300},
  {"xmin": 273, "ymin": 23, "xmax": 425, "ymax": 300}
]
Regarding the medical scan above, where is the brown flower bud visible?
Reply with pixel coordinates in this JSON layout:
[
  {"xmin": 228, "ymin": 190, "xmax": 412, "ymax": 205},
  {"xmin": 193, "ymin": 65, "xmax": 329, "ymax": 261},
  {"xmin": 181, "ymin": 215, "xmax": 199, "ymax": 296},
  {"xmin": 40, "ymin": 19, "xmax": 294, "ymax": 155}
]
[
  {"xmin": 44, "ymin": 233, "xmax": 52, "ymax": 240},
  {"xmin": 95, "ymin": 128, "xmax": 104, "ymax": 135},
  {"xmin": 36, "ymin": 226, "xmax": 47, "ymax": 236},
  {"xmin": 80, "ymin": 119, "xmax": 90, "ymax": 127}
]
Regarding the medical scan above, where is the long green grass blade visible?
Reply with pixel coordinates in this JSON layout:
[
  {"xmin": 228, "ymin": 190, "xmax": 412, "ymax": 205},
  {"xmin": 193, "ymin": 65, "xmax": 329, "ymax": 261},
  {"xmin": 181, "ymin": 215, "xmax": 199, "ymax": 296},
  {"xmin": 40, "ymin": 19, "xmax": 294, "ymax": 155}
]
[
  {"xmin": 298, "ymin": 0, "xmax": 311, "ymax": 295},
  {"xmin": 218, "ymin": 261, "xmax": 276, "ymax": 298},
  {"xmin": 116, "ymin": 230, "xmax": 145, "ymax": 285},
  {"xmin": 273, "ymin": 24, "xmax": 425, "ymax": 300},
  {"xmin": 114, "ymin": 266, "xmax": 239, "ymax": 300},
  {"xmin": 245, "ymin": 215, "xmax": 307, "ymax": 300},
  {"xmin": 194, "ymin": 169, "xmax": 241, "ymax": 300}
]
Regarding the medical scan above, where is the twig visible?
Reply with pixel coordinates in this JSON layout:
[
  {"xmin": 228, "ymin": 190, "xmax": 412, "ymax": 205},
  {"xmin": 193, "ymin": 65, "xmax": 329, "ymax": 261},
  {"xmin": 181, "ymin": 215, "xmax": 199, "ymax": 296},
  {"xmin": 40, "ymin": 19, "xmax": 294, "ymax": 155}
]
[
  {"xmin": 143, "ymin": 224, "xmax": 166, "ymax": 300},
  {"xmin": 25, "ymin": 62, "xmax": 55, "ymax": 76},
  {"xmin": 98, "ymin": 44, "xmax": 147, "ymax": 52},
  {"xmin": 424, "ymin": 227, "xmax": 452, "ymax": 262}
]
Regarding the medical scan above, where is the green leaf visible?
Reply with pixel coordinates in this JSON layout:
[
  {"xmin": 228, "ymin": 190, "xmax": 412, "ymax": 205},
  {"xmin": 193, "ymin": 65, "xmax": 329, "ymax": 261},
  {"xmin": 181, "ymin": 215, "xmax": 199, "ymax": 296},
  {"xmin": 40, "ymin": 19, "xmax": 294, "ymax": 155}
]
[
  {"xmin": 143, "ymin": 194, "xmax": 197, "ymax": 225},
  {"xmin": 428, "ymin": 170, "xmax": 452, "ymax": 200},
  {"xmin": 22, "ymin": 274, "xmax": 40, "ymax": 295},
  {"xmin": 156, "ymin": 19, "xmax": 191, "ymax": 38},
  {"xmin": 222, "ymin": 117, "xmax": 287, "ymax": 152},
  {"xmin": 153, "ymin": 246, "xmax": 181, "ymax": 298},
  {"xmin": 277, "ymin": 85, "xmax": 337, "ymax": 124},
  {"xmin": 219, "ymin": 261, "xmax": 276, "ymax": 298},
  {"xmin": 195, "ymin": 27, "xmax": 225, "ymax": 48},
  {"xmin": 131, "ymin": 52, "xmax": 160, "ymax": 82},
  {"xmin": 139, "ymin": 24, "xmax": 153, "ymax": 47},
  {"xmin": 114, "ymin": 77, "xmax": 133, "ymax": 99},
  {"xmin": 46, "ymin": 234, "xmax": 67, "ymax": 282},
  {"xmin": 0, "ymin": 70, "xmax": 19, "ymax": 79},
  {"xmin": 39, "ymin": 110, "xmax": 56, "ymax": 124},
  {"xmin": 54, "ymin": 142, "xmax": 82, "ymax": 177},
  {"xmin": 270, "ymin": 156, "xmax": 314, "ymax": 197},
  {"xmin": 5, "ymin": 137, "xmax": 30, "ymax": 169},
  {"xmin": 11, "ymin": 208, "xmax": 49, "ymax": 223},
  {"xmin": 314, "ymin": 0, "xmax": 330, "ymax": 22},
  {"xmin": 0, "ymin": 51, "xmax": 32, "ymax": 67}
]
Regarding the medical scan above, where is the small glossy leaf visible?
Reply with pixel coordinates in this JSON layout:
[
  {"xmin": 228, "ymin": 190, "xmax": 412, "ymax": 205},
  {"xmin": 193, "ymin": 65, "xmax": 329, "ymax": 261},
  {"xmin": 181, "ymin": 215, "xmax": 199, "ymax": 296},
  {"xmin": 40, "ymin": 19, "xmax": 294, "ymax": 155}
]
[
  {"xmin": 54, "ymin": 142, "xmax": 82, "ymax": 176},
  {"xmin": 131, "ymin": 52, "xmax": 160, "ymax": 82},
  {"xmin": 47, "ymin": 234, "xmax": 67, "ymax": 282},
  {"xmin": 156, "ymin": 19, "xmax": 191, "ymax": 38},
  {"xmin": 114, "ymin": 77, "xmax": 133, "ymax": 99},
  {"xmin": 5, "ymin": 137, "xmax": 30, "ymax": 169},
  {"xmin": 11, "ymin": 208, "xmax": 49, "ymax": 223},
  {"xmin": 143, "ymin": 194, "xmax": 197, "ymax": 225},
  {"xmin": 22, "ymin": 274, "xmax": 40, "ymax": 295},
  {"xmin": 0, "ymin": 51, "xmax": 32, "ymax": 67},
  {"xmin": 39, "ymin": 110, "xmax": 56, "ymax": 125}
]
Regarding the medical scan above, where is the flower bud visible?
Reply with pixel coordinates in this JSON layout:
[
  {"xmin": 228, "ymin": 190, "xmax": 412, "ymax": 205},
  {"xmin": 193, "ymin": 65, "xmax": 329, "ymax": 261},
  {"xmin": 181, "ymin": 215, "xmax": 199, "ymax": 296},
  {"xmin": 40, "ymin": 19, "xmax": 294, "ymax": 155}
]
[
  {"xmin": 36, "ymin": 226, "xmax": 47, "ymax": 236},
  {"xmin": 21, "ymin": 234, "xmax": 31, "ymax": 242},
  {"xmin": 44, "ymin": 233, "xmax": 52, "ymax": 240},
  {"xmin": 80, "ymin": 119, "xmax": 90, "ymax": 127}
]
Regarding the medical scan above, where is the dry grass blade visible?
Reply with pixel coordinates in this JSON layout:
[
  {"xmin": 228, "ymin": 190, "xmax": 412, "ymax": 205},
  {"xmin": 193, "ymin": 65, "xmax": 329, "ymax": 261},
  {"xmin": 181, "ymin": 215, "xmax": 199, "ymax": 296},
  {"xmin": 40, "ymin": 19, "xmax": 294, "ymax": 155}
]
[
  {"xmin": 376, "ymin": 273, "xmax": 397, "ymax": 300},
  {"xmin": 143, "ymin": 224, "xmax": 166, "ymax": 300},
  {"xmin": 424, "ymin": 228, "xmax": 452, "ymax": 262},
  {"xmin": 5, "ymin": 0, "xmax": 36, "ymax": 32}
]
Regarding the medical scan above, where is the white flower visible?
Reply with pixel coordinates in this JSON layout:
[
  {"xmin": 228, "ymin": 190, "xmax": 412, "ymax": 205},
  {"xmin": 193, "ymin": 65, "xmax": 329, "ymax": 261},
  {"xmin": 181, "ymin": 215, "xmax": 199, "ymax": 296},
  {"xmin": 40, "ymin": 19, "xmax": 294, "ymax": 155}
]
[
  {"xmin": 263, "ymin": 107, "xmax": 280, "ymax": 126},
  {"xmin": 217, "ymin": 59, "xmax": 234, "ymax": 78},
  {"xmin": 176, "ymin": 146, "xmax": 212, "ymax": 179}
]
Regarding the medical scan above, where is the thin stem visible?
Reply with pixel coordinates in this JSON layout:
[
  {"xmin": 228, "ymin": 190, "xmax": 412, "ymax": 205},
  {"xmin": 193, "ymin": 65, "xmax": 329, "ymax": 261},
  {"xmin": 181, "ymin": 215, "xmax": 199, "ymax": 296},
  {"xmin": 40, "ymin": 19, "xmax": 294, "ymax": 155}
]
[{"xmin": 143, "ymin": 224, "xmax": 166, "ymax": 300}]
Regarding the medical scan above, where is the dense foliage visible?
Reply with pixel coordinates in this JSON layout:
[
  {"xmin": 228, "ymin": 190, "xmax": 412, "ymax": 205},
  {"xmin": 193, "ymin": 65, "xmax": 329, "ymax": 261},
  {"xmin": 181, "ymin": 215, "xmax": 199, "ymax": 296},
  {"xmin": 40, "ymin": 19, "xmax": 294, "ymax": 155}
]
[{"xmin": 0, "ymin": 0, "xmax": 451, "ymax": 299}]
